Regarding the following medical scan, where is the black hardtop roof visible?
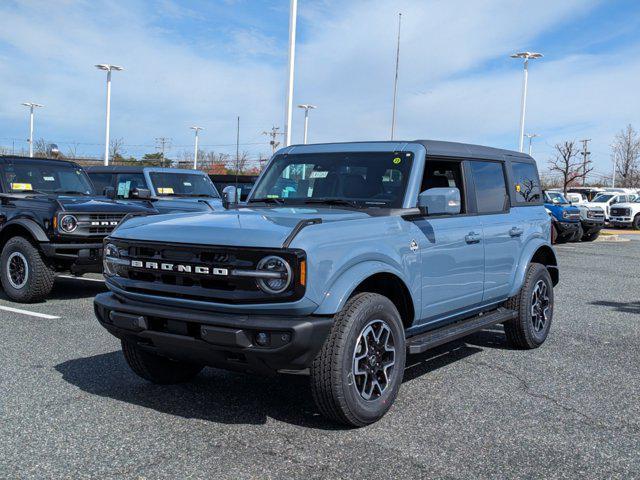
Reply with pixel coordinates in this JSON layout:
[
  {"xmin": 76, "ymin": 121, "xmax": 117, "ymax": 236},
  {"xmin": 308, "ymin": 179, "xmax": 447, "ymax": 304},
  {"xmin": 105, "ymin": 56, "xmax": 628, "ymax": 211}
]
[
  {"xmin": 0, "ymin": 155, "xmax": 82, "ymax": 168},
  {"xmin": 85, "ymin": 165, "xmax": 145, "ymax": 173},
  {"xmin": 413, "ymin": 140, "xmax": 533, "ymax": 161}
]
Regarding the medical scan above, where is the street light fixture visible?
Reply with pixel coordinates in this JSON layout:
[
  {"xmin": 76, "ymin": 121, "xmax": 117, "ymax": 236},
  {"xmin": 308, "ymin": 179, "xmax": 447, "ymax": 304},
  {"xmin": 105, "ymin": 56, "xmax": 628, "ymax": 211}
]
[
  {"xmin": 524, "ymin": 133, "xmax": 540, "ymax": 156},
  {"xmin": 190, "ymin": 126, "xmax": 204, "ymax": 170},
  {"xmin": 297, "ymin": 104, "xmax": 317, "ymax": 144},
  {"xmin": 511, "ymin": 52, "xmax": 543, "ymax": 153},
  {"xmin": 95, "ymin": 64, "xmax": 124, "ymax": 166},
  {"xmin": 21, "ymin": 102, "xmax": 44, "ymax": 158}
]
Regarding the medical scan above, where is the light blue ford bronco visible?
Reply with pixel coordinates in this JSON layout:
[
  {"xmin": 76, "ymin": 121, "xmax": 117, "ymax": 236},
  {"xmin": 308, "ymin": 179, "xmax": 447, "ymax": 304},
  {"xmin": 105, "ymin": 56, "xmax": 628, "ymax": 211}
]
[{"xmin": 95, "ymin": 140, "xmax": 558, "ymax": 426}]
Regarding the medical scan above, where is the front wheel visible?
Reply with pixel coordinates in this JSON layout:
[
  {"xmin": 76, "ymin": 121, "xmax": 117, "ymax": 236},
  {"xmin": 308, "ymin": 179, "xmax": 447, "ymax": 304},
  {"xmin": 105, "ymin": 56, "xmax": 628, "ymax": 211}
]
[
  {"xmin": 0, "ymin": 237, "xmax": 55, "ymax": 303},
  {"xmin": 503, "ymin": 263, "xmax": 554, "ymax": 349},
  {"xmin": 582, "ymin": 231, "xmax": 600, "ymax": 242},
  {"xmin": 633, "ymin": 214, "xmax": 640, "ymax": 230},
  {"xmin": 310, "ymin": 292, "xmax": 406, "ymax": 427}
]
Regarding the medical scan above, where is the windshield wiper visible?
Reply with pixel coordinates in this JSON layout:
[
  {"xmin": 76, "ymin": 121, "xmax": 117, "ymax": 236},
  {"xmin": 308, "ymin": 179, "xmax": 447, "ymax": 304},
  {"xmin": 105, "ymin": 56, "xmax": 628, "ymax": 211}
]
[
  {"xmin": 10, "ymin": 189, "xmax": 45, "ymax": 194},
  {"xmin": 249, "ymin": 197, "xmax": 285, "ymax": 205},
  {"xmin": 55, "ymin": 190, "xmax": 90, "ymax": 196},
  {"xmin": 302, "ymin": 198, "xmax": 362, "ymax": 208}
]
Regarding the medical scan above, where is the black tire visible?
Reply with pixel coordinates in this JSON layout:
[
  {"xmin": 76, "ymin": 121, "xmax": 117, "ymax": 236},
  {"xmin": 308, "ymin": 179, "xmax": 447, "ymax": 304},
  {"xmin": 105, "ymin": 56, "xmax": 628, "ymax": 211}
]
[
  {"xmin": 0, "ymin": 236, "xmax": 55, "ymax": 303},
  {"xmin": 569, "ymin": 225, "xmax": 584, "ymax": 242},
  {"xmin": 581, "ymin": 231, "xmax": 600, "ymax": 242},
  {"xmin": 503, "ymin": 263, "xmax": 554, "ymax": 349},
  {"xmin": 121, "ymin": 339, "xmax": 203, "ymax": 384},
  {"xmin": 633, "ymin": 214, "xmax": 640, "ymax": 231},
  {"xmin": 310, "ymin": 292, "xmax": 406, "ymax": 427}
]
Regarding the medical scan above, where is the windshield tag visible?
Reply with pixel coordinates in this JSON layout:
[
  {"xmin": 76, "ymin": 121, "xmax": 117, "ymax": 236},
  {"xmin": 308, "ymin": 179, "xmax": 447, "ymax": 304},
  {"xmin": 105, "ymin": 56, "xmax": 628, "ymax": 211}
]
[
  {"xmin": 309, "ymin": 171, "xmax": 329, "ymax": 179},
  {"xmin": 158, "ymin": 187, "xmax": 174, "ymax": 194},
  {"xmin": 43, "ymin": 176, "xmax": 55, "ymax": 182},
  {"xmin": 11, "ymin": 183, "xmax": 32, "ymax": 190},
  {"xmin": 183, "ymin": 182, "xmax": 192, "ymax": 187}
]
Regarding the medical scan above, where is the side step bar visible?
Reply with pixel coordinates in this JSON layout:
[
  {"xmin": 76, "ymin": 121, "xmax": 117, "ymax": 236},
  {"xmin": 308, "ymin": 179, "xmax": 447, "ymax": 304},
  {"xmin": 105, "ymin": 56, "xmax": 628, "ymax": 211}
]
[{"xmin": 406, "ymin": 307, "xmax": 517, "ymax": 354}]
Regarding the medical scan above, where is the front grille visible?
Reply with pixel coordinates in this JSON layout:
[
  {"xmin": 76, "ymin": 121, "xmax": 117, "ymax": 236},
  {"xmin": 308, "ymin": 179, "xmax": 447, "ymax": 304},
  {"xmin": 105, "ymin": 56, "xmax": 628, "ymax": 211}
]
[
  {"xmin": 566, "ymin": 212, "xmax": 580, "ymax": 221},
  {"xmin": 610, "ymin": 207, "xmax": 630, "ymax": 217},
  {"xmin": 62, "ymin": 212, "xmax": 128, "ymax": 236},
  {"xmin": 108, "ymin": 239, "xmax": 305, "ymax": 304}
]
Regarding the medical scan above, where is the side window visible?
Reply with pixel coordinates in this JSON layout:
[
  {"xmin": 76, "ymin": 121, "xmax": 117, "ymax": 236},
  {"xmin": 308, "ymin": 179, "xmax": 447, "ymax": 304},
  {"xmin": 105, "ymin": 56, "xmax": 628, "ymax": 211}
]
[
  {"xmin": 115, "ymin": 173, "xmax": 147, "ymax": 199},
  {"xmin": 470, "ymin": 161, "xmax": 508, "ymax": 214},
  {"xmin": 511, "ymin": 162, "xmax": 542, "ymax": 204},
  {"xmin": 421, "ymin": 160, "xmax": 466, "ymax": 214},
  {"xmin": 89, "ymin": 173, "xmax": 114, "ymax": 194}
]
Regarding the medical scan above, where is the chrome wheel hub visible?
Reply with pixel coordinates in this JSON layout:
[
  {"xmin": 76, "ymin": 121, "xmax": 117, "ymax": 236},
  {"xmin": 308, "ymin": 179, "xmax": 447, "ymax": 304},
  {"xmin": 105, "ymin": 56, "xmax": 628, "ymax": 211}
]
[
  {"xmin": 352, "ymin": 320, "xmax": 396, "ymax": 401},
  {"xmin": 7, "ymin": 252, "xmax": 29, "ymax": 289},
  {"xmin": 531, "ymin": 280, "xmax": 550, "ymax": 333}
]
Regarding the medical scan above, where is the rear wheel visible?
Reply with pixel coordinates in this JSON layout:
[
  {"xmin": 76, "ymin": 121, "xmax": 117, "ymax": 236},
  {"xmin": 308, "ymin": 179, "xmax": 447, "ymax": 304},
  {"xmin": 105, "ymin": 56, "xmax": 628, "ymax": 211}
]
[
  {"xmin": 0, "ymin": 237, "xmax": 55, "ymax": 303},
  {"xmin": 122, "ymin": 339, "xmax": 203, "ymax": 384},
  {"xmin": 310, "ymin": 293, "xmax": 406, "ymax": 427},
  {"xmin": 503, "ymin": 263, "xmax": 554, "ymax": 349}
]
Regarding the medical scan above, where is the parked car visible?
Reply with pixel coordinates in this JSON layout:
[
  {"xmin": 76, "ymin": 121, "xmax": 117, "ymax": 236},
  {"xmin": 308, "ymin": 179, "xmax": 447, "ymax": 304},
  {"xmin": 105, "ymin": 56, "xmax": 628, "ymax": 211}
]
[
  {"xmin": 583, "ymin": 192, "xmax": 637, "ymax": 221},
  {"xmin": 560, "ymin": 191, "xmax": 587, "ymax": 205},
  {"xmin": 544, "ymin": 191, "xmax": 581, "ymax": 242},
  {"xmin": 567, "ymin": 187, "xmax": 605, "ymax": 201},
  {"xmin": 0, "ymin": 156, "xmax": 155, "ymax": 302},
  {"xmin": 95, "ymin": 140, "xmax": 558, "ymax": 427},
  {"xmin": 577, "ymin": 204, "xmax": 605, "ymax": 241},
  {"xmin": 609, "ymin": 196, "xmax": 640, "ymax": 229},
  {"xmin": 86, "ymin": 166, "xmax": 222, "ymax": 213},
  {"xmin": 210, "ymin": 174, "xmax": 258, "ymax": 202}
]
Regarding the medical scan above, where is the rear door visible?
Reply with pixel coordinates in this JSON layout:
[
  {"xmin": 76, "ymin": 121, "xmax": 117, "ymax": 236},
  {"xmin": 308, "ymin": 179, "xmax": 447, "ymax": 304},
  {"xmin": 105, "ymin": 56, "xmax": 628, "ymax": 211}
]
[{"xmin": 468, "ymin": 160, "xmax": 520, "ymax": 302}]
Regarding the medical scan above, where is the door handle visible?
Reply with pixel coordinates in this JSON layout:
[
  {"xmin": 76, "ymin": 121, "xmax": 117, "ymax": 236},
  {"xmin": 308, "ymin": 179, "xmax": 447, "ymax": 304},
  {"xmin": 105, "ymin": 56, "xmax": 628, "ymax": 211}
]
[
  {"xmin": 465, "ymin": 232, "xmax": 481, "ymax": 244},
  {"xmin": 509, "ymin": 227, "xmax": 524, "ymax": 237}
]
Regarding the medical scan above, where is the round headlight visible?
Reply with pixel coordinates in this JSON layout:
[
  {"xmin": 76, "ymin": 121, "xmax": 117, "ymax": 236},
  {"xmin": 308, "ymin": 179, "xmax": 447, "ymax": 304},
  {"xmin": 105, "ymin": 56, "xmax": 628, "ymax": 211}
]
[
  {"xmin": 256, "ymin": 256, "xmax": 292, "ymax": 294},
  {"xmin": 59, "ymin": 214, "xmax": 78, "ymax": 233},
  {"xmin": 103, "ymin": 243, "xmax": 120, "ymax": 277}
]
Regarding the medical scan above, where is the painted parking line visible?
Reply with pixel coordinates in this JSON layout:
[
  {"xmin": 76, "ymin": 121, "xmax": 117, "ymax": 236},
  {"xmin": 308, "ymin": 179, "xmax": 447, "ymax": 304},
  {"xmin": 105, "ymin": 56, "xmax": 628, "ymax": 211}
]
[
  {"xmin": 0, "ymin": 305, "xmax": 60, "ymax": 319},
  {"xmin": 57, "ymin": 275, "xmax": 105, "ymax": 283}
]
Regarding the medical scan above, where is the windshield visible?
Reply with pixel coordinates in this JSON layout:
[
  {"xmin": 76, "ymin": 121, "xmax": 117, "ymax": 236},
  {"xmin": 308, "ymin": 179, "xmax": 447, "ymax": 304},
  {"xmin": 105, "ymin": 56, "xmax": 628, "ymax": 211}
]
[
  {"xmin": 545, "ymin": 191, "xmax": 569, "ymax": 204},
  {"xmin": 592, "ymin": 194, "xmax": 614, "ymax": 203},
  {"xmin": 148, "ymin": 172, "xmax": 220, "ymax": 198},
  {"xmin": 2, "ymin": 161, "xmax": 94, "ymax": 195},
  {"xmin": 250, "ymin": 151, "xmax": 414, "ymax": 208}
]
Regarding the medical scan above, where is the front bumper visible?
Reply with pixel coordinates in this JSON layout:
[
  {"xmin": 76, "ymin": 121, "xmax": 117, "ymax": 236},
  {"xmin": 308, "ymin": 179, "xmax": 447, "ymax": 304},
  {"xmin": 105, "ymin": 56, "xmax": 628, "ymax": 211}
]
[
  {"xmin": 40, "ymin": 242, "xmax": 103, "ymax": 273},
  {"xmin": 94, "ymin": 292, "xmax": 333, "ymax": 375},
  {"xmin": 580, "ymin": 219, "xmax": 604, "ymax": 234},
  {"xmin": 609, "ymin": 216, "xmax": 633, "ymax": 227},
  {"xmin": 555, "ymin": 221, "xmax": 580, "ymax": 239}
]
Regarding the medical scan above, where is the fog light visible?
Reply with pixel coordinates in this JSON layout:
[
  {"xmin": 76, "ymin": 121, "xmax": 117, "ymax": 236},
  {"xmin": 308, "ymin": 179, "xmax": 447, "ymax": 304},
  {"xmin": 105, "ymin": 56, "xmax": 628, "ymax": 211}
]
[{"xmin": 255, "ymin": 332, "xmax": 270, "ymax": 346}]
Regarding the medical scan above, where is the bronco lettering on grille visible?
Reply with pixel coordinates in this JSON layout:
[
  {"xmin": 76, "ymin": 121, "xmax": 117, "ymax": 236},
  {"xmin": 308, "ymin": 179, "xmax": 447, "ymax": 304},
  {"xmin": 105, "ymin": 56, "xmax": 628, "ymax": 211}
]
[{"xmin": 130, "ymin": 260, "xmax": 228, "ymax": 276}]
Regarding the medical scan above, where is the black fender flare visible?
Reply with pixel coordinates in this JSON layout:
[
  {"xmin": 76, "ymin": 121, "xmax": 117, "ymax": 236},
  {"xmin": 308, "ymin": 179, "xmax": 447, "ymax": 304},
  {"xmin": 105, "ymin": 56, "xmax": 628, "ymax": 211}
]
[{"xmin": 0, "ymin": 218, "xmax": 50, "ymax": 243}]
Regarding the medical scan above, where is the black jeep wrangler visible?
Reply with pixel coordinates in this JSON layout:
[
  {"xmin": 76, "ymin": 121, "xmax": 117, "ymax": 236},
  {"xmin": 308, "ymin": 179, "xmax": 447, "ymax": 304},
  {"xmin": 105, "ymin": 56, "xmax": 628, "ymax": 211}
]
[{"xmin": 0, "ymin": 156, "xmax": 155, "ymax": 303}]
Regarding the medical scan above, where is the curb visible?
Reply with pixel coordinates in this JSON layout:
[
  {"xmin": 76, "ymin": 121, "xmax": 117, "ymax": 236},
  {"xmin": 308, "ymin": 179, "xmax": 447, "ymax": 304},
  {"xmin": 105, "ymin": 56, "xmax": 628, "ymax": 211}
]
[{"xmin": 595, "ymin": 234, "xmax": 630, "ymax": 242}]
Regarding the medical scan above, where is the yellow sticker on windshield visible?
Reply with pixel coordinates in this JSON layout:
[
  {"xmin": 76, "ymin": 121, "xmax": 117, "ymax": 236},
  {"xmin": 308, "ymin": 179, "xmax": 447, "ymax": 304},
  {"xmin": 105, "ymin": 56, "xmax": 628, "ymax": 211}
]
[
  {"xmin": 393, "ymin": 157, "xmax": 402, "ymax": 165},
  {"xmin": 11, "ymin": 183, "xmax": 32, "ymax": 191},
  {"xmin": 157, "ymin": 187, "xmax": 174, "ymax": 194}
]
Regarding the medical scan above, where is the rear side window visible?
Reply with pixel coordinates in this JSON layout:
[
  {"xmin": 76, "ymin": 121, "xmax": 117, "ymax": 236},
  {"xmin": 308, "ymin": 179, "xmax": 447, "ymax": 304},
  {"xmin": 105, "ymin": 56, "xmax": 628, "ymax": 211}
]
[
  {"xmin": 88, "ymin": 173, "xmax": 114, "ymax": 195},
  {"xmin": 115, "ymin": 173, "xmax": 147, "ymax": 199},
  {"xmin": 470, "ymin": 161, "xmax": 508, "ymax": 213},
  {"xmin": 511, "ymin": 162, "xmax": 542, "ymax": 204}
]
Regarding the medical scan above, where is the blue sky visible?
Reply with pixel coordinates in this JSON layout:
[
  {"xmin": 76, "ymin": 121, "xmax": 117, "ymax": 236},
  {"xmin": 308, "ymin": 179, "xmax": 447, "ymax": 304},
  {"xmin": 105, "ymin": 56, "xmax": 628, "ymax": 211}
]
[{"xmin": 0, "ymin": 0, "xmax": 638, "ymax": 179}]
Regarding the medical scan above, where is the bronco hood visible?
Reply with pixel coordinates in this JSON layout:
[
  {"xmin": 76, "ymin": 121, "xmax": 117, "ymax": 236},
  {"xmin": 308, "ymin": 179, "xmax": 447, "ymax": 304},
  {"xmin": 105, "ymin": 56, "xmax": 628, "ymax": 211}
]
[
  {"xmin": 56, "ymin": 196, "xmax": 152, "ymax": 213},
  {"xmin": 111, "ymin": 206, "xmax": 370, "ymax": 248}
]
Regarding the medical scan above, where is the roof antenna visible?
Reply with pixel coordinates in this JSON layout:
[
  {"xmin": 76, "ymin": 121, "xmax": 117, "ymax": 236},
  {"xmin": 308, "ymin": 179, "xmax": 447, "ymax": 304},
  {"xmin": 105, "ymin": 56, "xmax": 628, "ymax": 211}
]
[{"xmin": 390, "ymin": 12, "xmax": 402, "ymax": 141}]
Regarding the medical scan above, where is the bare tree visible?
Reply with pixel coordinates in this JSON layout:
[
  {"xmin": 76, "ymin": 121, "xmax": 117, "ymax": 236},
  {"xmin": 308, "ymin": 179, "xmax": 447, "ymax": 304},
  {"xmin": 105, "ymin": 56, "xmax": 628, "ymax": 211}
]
[
  {"xmin": 612, "ymin": 124, "xmax": 640, "ymax": 187},
  {"xmin": 33, "ymin": 138, "xmax": 48, "ymax": 157},
  {"xmin": 66, "ymin": 142, "xmax": 80, "ymax": 160},
  {"xmin": 109, "ymin": 138, "xmax": 126, "ymax": 162},
  {"xmin": 548, "ymin": 141, "xmax": 593, "ymax": 194}
]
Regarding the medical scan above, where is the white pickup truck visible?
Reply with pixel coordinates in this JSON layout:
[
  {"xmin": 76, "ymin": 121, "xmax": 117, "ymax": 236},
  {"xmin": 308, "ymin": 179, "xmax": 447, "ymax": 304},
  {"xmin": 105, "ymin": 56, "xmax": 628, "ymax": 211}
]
[
  {"xmin": 583, "ymin": 192, "xmax": 637, "ymax": 221},
  {"xmin": 609, "ymin": 197, "xmax": 640, "ymax": 229}
]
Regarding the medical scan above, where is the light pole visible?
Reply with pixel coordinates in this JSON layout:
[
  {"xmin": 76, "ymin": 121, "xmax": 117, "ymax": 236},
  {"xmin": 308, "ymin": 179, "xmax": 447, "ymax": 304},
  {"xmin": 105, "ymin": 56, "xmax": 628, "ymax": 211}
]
[
  {"xmin": 525, "ymin": 133, "xmax": 540, "ymax": 156},
  {"xmin": 297, "ymin": 104, "xmax": 317, "ymax": 144},
  {"xmin": 95, "ymin": 64, "xmax": 124, "ymax": 166},
  {"xmin": 21, "ymin": 102, "xmax": 44, "ymax": 157},
  {"xmin": 190, "ymin": 126, "xmax": 204, "ymax": 169},
  {"xmin": 511, "ymin": 52, "xmax": 543, "ymax": 152},
  {"xmin": 284, "ymin": 0, "xmax": 298, "ymax": 147}
]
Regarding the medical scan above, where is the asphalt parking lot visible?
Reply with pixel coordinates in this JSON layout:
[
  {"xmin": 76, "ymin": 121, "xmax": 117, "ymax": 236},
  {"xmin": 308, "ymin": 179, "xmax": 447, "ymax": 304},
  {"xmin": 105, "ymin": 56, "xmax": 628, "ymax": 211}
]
[{"xmin": 2, "ymin": 238, "xmax": 639, "ymax": 479}]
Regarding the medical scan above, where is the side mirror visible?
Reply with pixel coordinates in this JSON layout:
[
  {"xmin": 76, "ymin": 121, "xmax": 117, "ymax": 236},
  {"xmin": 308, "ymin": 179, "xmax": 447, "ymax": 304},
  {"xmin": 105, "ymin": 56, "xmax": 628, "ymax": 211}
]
[
  {"xmin": 222, "ymin": 185, "xmax": 238, "ymax": 209},
  {"xmin": 103, "ymin": 186, "xmax": 116, "ymax": 199},
  {"xmin": 132, "ymin": 188, "xmax": 151, "ymax": 200},
  {"xmin": 417, "ymin": 187, "xmax": 461, "ymax": 216}
]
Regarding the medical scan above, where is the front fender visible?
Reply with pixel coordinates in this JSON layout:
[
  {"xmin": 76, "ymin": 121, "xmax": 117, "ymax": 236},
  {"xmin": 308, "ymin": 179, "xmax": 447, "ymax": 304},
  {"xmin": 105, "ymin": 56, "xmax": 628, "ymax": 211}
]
[
  {"xmin": 508, "ymin": 239, "xmax": 557, "ymax": 297},
  {"xmin": 313, "ymin": 260, "xmax": 414, "ymax": 315},
  {"xmin": 1, "ymin": 218, "xmax": 49, "ymax": 243}
]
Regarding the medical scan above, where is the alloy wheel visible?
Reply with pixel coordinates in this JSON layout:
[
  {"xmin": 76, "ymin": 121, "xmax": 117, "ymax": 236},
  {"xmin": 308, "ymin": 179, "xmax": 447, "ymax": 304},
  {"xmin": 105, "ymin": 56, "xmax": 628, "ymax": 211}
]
[
  {"xmin": 7, "ymin": 252, "xmax": 29, "ymax": 289},
  {"xmin": 530, "ymin": 280, "xmax": 550, "ymax": 333},
  {"xmin": 352, "ymin": 320, "xmax": 396, "ymax": 401}
]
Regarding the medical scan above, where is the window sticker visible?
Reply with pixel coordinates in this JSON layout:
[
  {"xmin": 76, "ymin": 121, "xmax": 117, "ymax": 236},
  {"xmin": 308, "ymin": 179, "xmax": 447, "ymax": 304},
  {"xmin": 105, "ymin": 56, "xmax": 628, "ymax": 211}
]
[
  {"xmin": 11, "ymin": 183, "xmax": 33, "ymax": 190},
  {"xmin": 183, "ymin": 182, "xmax": 192, "ymax": 187},
  {"xmin": 117, "ymin": 181, "xmax": 131, "ymax": 197},
  {"xmin": 515, "ymin": 184, "xmax": 521, "ymax": 192},
  {"xmin": 43, "ymin": 176, "xmax": 55, "ymax": 182},
  {"xmin": 309, "ymin": 170, "xmax": 329, "ymax": 179},
  {"xmin": 157, "ymin": 187, "xmax": 174, "ymax": 194},
  {"xmin": 393, "ymin": 157, "xmax": 402, "ymax": 165}
]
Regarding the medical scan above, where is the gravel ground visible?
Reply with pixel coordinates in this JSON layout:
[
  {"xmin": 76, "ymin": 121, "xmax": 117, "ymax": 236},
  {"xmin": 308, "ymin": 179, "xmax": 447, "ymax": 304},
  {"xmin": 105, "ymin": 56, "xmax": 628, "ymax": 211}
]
[{"xmin": 1, "ymin": 241, "xmax": 639, "ymax": 479}]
